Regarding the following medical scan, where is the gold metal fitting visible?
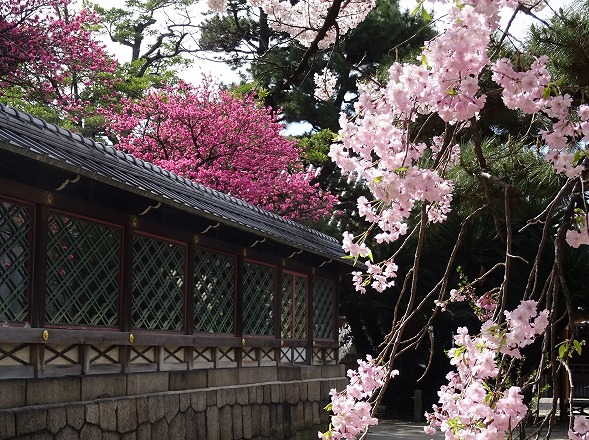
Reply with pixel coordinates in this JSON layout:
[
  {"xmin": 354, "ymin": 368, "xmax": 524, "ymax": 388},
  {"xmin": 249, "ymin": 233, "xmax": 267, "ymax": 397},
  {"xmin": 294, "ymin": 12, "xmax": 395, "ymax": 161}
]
[
  {"xmin": 193, "ymin": 234, "xmax": 200, "ymax": 244},
  {"xmin": 242, "ymin": 248, "xmax": 247, "ymax": 257},
  {"xmin": 129, "ymin": 333, "xmax": 135, "ymax": 343},
  {"xmin": 241, "ymin": 338, "xmax": 246, "ymax": 346},
  {"xmin": 42, "ymin": 330, "xmax": 49, "ymax": 341},
  {"xmin": 130, "ymin": 217, "xmax": 138, "ymax": 228},
  {"xmin": 312, "ymin": 341, "xmax": 317, "ymax": 348},
  {"xmin": 46, "ymin": 193, "xmax": 54, "ymax": 205},
  {"xmin": 280, "ymin": 339, "xmax": 284, "ymax": 348}
]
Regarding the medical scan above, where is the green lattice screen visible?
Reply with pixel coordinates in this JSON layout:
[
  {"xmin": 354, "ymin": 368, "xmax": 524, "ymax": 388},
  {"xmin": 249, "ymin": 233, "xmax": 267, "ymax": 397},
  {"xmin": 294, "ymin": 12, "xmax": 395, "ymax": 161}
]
[
  {"xmin": 281, "ymin": 273, "xmax": 307, "ymax": 339},
  {"xmin": 0, "ymin": 200, "xmax": 31, "ymax": 322},
  {"xmin": 132, "ymin": 234, "xmax": 185, "ymax": 331},
  {"xmin": 194, "ymin": 249, "xmax": 234, "ymax": 333},
  {"xmin": 313, "ymin": 278, "xmax": 335, "ymax": 339},
  {"xmin": 46, "ymin": 213, "xmax": 120, "ymax": 326},
  {"xmin": 243, "ymin": 261, "xmax": 274, "ymax": 335}
]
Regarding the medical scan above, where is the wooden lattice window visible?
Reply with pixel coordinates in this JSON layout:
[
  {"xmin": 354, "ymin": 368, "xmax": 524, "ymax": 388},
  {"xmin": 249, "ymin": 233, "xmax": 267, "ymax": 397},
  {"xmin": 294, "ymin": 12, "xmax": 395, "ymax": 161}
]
[
  {"xmin": 281, "ymin": 272, "xmax": 307, "ymax": 339},
  {"xmin": 0, "ymin": 198, "xmax": 32, "ymax": 323},
  {"xmin": 132, "ymin": 234, "xmax": 185, "ymax": 331},
  {"xmin": 243, "ymin": 261, "xmax": 275, "ymax": 335},
  {"xmin": 194, "ymin": 248, "xmax": 235, "ymax": 333},
  {"xmin": 313, "ymin": 277, "xmax": 335, "ymax": 339},
  {"xmin": 46, "ymin": 212, "xmax": 120, "ymax": 326}
]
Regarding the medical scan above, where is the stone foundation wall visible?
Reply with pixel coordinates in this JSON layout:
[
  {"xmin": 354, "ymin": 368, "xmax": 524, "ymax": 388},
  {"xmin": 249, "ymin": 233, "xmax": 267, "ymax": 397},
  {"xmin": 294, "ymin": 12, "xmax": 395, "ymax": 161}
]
[{"xmin": 0, "ymin": 365, "xmax": 346, "ymax": 440}]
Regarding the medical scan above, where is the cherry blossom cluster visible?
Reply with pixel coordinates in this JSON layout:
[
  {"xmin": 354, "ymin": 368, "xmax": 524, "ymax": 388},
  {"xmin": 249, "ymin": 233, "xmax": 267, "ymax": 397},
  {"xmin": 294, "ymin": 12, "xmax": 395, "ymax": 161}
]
[
  {"xmin": 570, "ymin": 416, "xmax": 589, "ymax": 440},
  {"xmin": 425, "ymin": 301, "xmax": 549, "ymax": 439},
  {"xmin": 314, "ymin": 68, "xmax": 338, "ymax": 101},
  {"xmin": 435, "ymin": 286, "xmax": 497, "ymax": 321},
  {"xmin": 102, "ymin": 81, "xmax": 337, "ymax": 221},
  {"xmin": 247, "ymin": 0, "xmax": 375, "ymax": 49},
  {"xmin": 319, "ymin": 356, "xmax": 393, "ymax": 439},
  {"xmin": 0, "ymin": 0, "xmax": 117, "ymax": 123},
  {"xmin": 492, "ymin": 56, "xmax": 588, "ymax": 180}
]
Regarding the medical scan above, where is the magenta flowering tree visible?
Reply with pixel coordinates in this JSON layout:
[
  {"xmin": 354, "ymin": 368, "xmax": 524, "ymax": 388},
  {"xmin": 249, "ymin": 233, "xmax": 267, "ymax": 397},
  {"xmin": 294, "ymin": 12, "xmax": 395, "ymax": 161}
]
[
  {"xmin": 228, "ymin": 0, "xmax": 589, "ymax": 438},
  {"xmin": 103, "ymin": 81, "xmax": 337, "ymax": 222},
  {"xmin": 0, "ymin": 0, "xmax": 118, "ymax": 134}
]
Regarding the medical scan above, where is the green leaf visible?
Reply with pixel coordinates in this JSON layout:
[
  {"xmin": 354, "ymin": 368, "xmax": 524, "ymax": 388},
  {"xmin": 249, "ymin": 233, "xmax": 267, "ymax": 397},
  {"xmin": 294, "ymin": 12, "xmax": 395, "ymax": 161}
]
[
  {"xmin": 421, "ymin": 6, "xmax": 432, "ymax": 21},
  {"xmin": 574, "ymin": 339, "xmax": 583, "ymax": 355},
  {"xmin": 558, "ymin": 343, "xmax": 567, "ymax": 359},
  {"xmin": 543, "ymin": 87, "xmax": 551, "ymax": 99}
]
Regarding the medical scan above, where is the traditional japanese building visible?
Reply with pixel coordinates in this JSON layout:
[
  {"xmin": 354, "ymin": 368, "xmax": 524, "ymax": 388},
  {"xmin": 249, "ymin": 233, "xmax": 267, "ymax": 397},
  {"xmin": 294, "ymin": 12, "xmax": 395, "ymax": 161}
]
[{"xmin": 0, "ymin": 104, "xmax": 349, "ymax": 439}]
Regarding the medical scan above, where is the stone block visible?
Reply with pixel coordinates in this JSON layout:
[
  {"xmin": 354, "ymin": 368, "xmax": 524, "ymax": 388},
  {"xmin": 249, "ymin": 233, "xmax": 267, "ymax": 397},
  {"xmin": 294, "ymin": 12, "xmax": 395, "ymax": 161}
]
[
  {"xmin": 216, "ymin": 388, "xmax": 236, "ymax": 407},
  {"xmin": 0, "ymin": 380, "xmax": 25, "ymax": 409},
  {"xmin": 321, "ymin": 364, "xmax": 345, "ymax": 379},
  {"xmin": 277, "ymin": 366, "xmax": 301, "ymax": 382},
  {"xmin": 122, "ymin": 432, "xmax": 136, "ymax": 440},
  {"xmin": 320, "ymin": 380, "xmax": 332, "ymax": 399},
  {"xmin": 238, "ymin": 367, "xmax": 277, "ymax": 385},
  {"xmin": 285, "ymin": 382, "xmax": 300, "ymax": 405},
  {"xmin": 16, "ymin": 408, "xmax": 46, "ymax": 435},
  {"xmin": 66, "ymin": 405, "xmax": 84, "ymax": 430},
  {"xmin": 232, "ymin": 405, "xmax": 243, "ymax": 439},
  {"xmin": 312, "ymin": 401, "xmax": 320, "ymax": 426},
  {"xmin": 47, "ymin": 407, "xmax": 67, "ymax": 434},
  {"xmin": 300, "ymin": 382, "xmax": 308, "ymax": 401},
  {"xmin": 242, "ymin": 405, "xmax": 252, "ymax": 439},
  {"xmin": 0, "ymin": 412, "xmax": 15, "ymax": 440},
  {"xmin": 135, "ymin": 397, "xmax": 149, "ymax": 425},
  {"xmin": 148, "ymin": 396, "xmax": 164, "ymax": 423},
  {"xmin": 99, "ymin": 400, "xmax": 117, "ymax": 431},
  {"xmin": 207, "ymin": 368, "xmax": 238, "ymax": 388},
  {"xmin": 179, "ymin": 393, "xmax": 190, "ymax": 412},
  {"xmin": 206, "ymin": 390, "xmax": 217, "ymax": 407},
  {"xmin": 164, "ymin": 394, "xmax": 179, "ymax": 424},
  {"xmin": 256, "ymin": 386, "xmax": 264, "ymax": 405},
  {"xmin": 251, "ymin": 405, "xmax": 260, "ymax": 437},
  {"xmin": 218, "ymin": 406, "xmax": 233, "ymax": 439},
  {"xmin": 85, "ymin": 404, "xmax": 99, "ymax": 425},
  {"xmin": 270, "ymin": 384, "xmax": 281, "ymax": 403},
  {"xmin": 27, "ymin": 433, "xmax": 53, "ymax": 440},
  {"xmin": 303, "ymin": 401, "xmax": 314, "ymax": 428},
  {"xmin": 248, "ymin": 386, "xmax": 256, "ymax": 403},
  {"xmin": 185, "ymin": 409, "xmax": 197, "ymax": 439},
  {"xmin": 260, "ymin": 405, "xmax": 270, "ymax": 437},
  {"xmin": 270, "ymin": 405, "xmax": 283, "ymax": 438},
  {"xmin": 80, "ymin": 424, "xmax": 101, "ymax": 440},
  {"xmin": 169, "ymin": 412, "xmax": 186, "ymax": 440},
  {"xmin": 54, "ymin": 425, "xmax": 77, "ymax": 440},
  {"xmin": 169, "ymin": 370, "xmax": 207, "ymax": 391},
  {"xmin": 190, "ymin": 391, "xmax": 207, "ymax": 412},
  {"xmin": 137, "ymin": 423, "xmax": 151, "ymax": 439},
  {"xmin": 127, "ymin": 372, "xmax": 168, "ymax": 396},
  {"xmin": 205, "ymin": 406, "xmax": 219, "ymax": 440},
  {"xmin": 292, "ymin": 402, "xmax": 305, "ymax": 431},
  {"xmin": 117, "ymin": 399, "xmax": 137, "ymax": 433},
  {"xmin": 299, "ymin": 365, "xmax": 321, "ymax": 380},
  {"xmin": 102, "ymin": 432, "xmax": 121, "ymax": 440},
  {"xmin": 195, "ymin": 411, "xmax": 206, "ymax": 440},
  {"xmin": 307, "ymin": 381, "xmax": 321, "ymax": 402},
  {"xmin": 26, "ymin": 377, "xmax": 80, "ymax": 406},
  {"xmin": 81, "ymin": 375, "xmax": 126, "ymax": 401},
  {"xmin": 151, "ymin": 418, "xmax": 169, "ymax": 439},
  {"xmin": 263, "ymin": 384, "xmax": 271, "ymax": 403},
  {"xmin": 236, "ymin": 387, "xmax": 249, "ymax": 405}
]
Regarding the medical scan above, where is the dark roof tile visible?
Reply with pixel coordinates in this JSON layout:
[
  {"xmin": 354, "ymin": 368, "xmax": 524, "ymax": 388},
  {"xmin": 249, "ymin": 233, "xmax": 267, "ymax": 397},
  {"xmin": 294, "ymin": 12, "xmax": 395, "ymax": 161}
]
[{"xmin": 0, "ymin": 104, "xmax": 348, "ymax": 263}]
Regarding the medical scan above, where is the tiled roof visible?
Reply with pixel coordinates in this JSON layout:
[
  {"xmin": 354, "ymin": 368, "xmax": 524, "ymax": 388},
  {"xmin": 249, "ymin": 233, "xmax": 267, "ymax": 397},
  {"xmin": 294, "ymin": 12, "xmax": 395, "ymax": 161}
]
[{"xmin": 0, "ymin": 104, "xmax": 348, "ymax": 264}]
